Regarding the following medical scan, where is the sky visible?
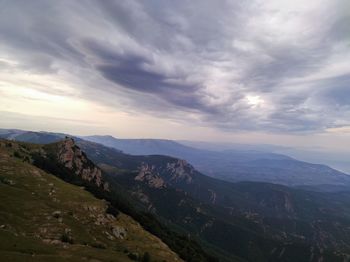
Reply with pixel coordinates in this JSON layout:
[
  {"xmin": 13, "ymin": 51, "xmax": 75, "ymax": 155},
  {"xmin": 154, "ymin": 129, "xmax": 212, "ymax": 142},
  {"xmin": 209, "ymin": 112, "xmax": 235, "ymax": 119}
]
[{"xmin": 0, "ymin": 0, "xmax": 350, "ymax": 151}]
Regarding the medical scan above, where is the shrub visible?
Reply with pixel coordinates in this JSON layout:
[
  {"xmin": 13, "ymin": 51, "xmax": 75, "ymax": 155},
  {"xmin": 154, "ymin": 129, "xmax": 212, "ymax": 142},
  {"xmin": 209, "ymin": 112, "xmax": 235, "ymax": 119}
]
[
  {"xmin": 106, "ymin": 204, "xmax": 119, "ymax": 217},
  {"xmin": 91, "ymin": 241, "xmax": 106, "ymax": 249},
  {"xmin": 60, "ymin": 232, "xmax": 74, "ymax": 244},
  {"xmin": 127, "ymin": 252, "xmax": 139, "ymax": 260},
  {"xmin": 13, "ymin": 151, "xmax": 21, "ymax": 158},
  {"xmin": 142, "ymin": 252, "xmax": 151, "ymax": 262}
]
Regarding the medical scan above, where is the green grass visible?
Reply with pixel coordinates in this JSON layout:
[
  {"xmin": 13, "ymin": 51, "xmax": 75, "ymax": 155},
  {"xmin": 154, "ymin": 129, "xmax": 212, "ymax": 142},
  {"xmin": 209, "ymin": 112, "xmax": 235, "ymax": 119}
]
[{"xmin": 0, "ymin": 141, "xmax": 182, "ymax": 262}]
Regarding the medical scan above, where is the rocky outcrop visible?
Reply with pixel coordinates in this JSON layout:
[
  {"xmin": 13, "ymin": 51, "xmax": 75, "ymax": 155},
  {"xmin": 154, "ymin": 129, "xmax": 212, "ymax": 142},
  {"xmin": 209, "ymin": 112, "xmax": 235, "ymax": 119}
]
[
  {"xmin": 135, "ymin": 164, "xmax": 166, "ymax": 189},
  {"xmin": 166, "ymin": 159, "xmax": 194, "ymax": 184},
  {"xmin": 135, "ymin": 159, "xmax": 195, "ymax": 189},
  {"xmin": 111, "ymin": 225, "xmax": 127, "ymax": 239},
  {"xmin": 56, "ymin": 137, "xmax": 109, "ymax": 191},
  {"xmin": 257, "ymin": 190, "xmax": 295, "ymax": 216}
]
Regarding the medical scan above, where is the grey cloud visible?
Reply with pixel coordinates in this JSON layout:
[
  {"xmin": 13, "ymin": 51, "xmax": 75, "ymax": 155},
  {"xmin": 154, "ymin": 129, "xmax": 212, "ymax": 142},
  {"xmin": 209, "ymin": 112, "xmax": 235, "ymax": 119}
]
[
  {"xmin": 315, "ymin": 75, "xmax": 350, "ymax": 106},
  {"xmin": 329, "ymin": 15, "xmax": 350, "ymax": 41},
  {"xmin": 81, "ymin": 38, "xmax": 219, "ymax": 113},
  {"xmin": 97, "ymin": 59, "xmax": 217, "ymax": 113},
  {"xmin": 0, "ymin": 0, "xmax": 350, "ymax": 133},
  {"xmin": 243, "ymin": 45, "xmax": 326, "ymax": 92},
  {"xmin": 0, "ymin": 1, "xmax": 88, "ymax": 73}
]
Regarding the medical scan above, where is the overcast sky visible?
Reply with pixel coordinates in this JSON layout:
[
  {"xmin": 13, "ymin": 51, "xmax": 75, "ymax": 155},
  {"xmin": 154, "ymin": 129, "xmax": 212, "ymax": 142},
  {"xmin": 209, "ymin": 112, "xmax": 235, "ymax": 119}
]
[{"xmin": 0, "ymin": 0, "xmax": 350, "ymax": 150}]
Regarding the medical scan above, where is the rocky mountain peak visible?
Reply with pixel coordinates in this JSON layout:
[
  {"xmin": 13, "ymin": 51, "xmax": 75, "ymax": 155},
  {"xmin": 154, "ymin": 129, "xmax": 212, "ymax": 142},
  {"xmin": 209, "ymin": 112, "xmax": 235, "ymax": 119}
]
[
  {"xmin": 165, "ymin": 159, "xmax": 194, "ymax": 184},
  {"xmin": 56, "ymin": 137, "xmax": 109, "ymax": 191}
]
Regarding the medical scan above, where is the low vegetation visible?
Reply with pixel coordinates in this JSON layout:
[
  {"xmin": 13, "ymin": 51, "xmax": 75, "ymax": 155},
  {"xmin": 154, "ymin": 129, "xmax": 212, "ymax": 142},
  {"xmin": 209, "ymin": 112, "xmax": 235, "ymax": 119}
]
[{"xmin": 0, "ymin": 140, "xmax": 182, "ymax": 262}]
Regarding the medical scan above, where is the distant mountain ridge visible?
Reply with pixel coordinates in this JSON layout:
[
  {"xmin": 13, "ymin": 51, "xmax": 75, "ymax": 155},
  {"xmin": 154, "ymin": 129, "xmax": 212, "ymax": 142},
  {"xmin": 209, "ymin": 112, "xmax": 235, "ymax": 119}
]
[
  {"xmin": 84, "ymin": 135, "xmax": 198, "ymax": 157},
  {"xmin": 0, "ymin": 128, "xmax": 65, "ymax": 144},
  {"xmin": 1, "ymin": 129, "xmax": 349, "ymax": 188},
  {"xmin": 84, "ymin": 134, "xmax": 350, "ymax": 188}
]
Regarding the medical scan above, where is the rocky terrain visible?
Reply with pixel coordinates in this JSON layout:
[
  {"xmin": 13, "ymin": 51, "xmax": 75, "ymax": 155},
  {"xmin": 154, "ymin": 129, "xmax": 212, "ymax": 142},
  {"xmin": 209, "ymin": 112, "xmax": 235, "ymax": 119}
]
[
  {"xmin": 78, "ymin": 139, "xmax": 350, "ymax": 262},
  {"xmin": 3, "ymin": 132, "xmax": 350, "ymax": 261},
  {"xmin": 0, "ymin": 139, "xmax": 183, "ymax": 262},
  {"xmin": 55, "ymin": 137, "xmax": 109, "ymax": 191}
]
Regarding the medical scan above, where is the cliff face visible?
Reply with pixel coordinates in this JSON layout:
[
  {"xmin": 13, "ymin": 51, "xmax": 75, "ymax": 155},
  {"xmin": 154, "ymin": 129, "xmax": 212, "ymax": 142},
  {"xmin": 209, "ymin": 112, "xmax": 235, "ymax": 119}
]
[
  {"xmin": 55, "ymin": 138, "xmax": 109, "ymax": 191},
  {"xmin": 135, "ymin": 159, "xmax": 195, "ymax": 189},
  {"xmin": 135, "ymin": 164, "xmax": 167, "ymax": 189},
  {"xmin": 26, "ymin": 137, "xmax": 109, "ymax": 192},
  {"xmin": 165, "ymin": 159, "xmax": 194, "ymax": 184}
]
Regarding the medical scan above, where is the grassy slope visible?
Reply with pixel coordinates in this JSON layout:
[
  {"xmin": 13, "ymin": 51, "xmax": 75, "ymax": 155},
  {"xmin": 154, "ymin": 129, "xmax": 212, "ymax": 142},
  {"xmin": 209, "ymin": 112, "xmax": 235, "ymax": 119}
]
[{"xmin": 0, "ymin": 141, "xmax": 182, "ymax": 262}]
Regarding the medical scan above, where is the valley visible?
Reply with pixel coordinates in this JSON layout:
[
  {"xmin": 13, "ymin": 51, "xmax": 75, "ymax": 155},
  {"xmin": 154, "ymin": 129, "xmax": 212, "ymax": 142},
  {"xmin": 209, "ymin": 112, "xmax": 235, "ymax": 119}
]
[{"xmin": 1, "ymin": 130, "xmax": 350, "ymax": 261}]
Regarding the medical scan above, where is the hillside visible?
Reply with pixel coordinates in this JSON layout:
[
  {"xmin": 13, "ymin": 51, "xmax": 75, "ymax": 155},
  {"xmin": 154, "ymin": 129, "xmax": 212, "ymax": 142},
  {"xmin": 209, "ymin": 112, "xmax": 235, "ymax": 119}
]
[
  {"xmin": 0, "ymin": 139, "xmax": 183, "ymax": 262},
  {"xmin": 77, "ymin": 139, "xmax": 350, "ymax": 262},
  {"xmin": 3, "ymin": 133, "xmax": 350, "ymax": 261}
]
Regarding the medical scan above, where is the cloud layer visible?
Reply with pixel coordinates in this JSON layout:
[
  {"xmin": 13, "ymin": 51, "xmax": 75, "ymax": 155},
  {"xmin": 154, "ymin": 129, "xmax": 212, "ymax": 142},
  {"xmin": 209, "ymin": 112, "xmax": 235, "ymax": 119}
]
[{"xmin": 0, "ymin": 0, "xmax": 349, "ymax": 133}]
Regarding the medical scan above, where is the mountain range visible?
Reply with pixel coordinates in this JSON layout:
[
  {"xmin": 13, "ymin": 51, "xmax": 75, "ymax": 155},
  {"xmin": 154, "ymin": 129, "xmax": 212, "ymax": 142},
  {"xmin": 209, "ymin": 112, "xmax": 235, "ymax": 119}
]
[
  {"xmin": 1, "ymin": 129, "xmax": 348, "ymax": 188},
  {"xmin": 77, "ymin": 139, "xmax": 350, "ymax": 261},
  {"xmin": 84, "ymin": 135, "xmax": 350, "ymax": 189},
  {"xmin": 0, "ymin": 129, "xmax": 350, "ymax": 191},
  {"xmin": 1, "ymin": 129, "xmax": 350, "ymax": 261}
]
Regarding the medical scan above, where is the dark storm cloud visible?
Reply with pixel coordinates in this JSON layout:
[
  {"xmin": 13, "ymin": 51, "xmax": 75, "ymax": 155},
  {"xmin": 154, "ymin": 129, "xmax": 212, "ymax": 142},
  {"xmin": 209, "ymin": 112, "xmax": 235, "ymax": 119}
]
[
  {"xmin": 0, "ymin": 0, "xmax": 350, "ymax": 132},
  {"xmin": 97, "ymin": 59, "xmax": 211, "ymax": 112},
  {"xmin": 81, "ymin": 39, "xmax": 217, "ymax": 113}
]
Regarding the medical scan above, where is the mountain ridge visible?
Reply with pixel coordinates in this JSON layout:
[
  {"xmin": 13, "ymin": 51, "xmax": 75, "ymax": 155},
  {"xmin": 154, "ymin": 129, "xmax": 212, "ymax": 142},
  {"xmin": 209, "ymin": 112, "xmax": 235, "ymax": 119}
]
[
  {"xmin": 83, "ymin": 134, "xmax": 350, "ymax": 188},
  {"xmin": 1, "ymin": 128, "xmax": 348, "ymax": 188},
  {"xmin": 0, "ymin": 139, "xmax": 183, "ymax": 262}
]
